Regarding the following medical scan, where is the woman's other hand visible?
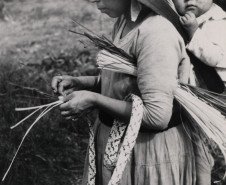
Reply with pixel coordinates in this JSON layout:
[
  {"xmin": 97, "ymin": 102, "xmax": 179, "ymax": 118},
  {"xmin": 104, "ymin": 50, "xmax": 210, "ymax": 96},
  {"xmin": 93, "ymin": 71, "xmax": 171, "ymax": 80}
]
[
  {"xmin": 51, "ymin": 75, "xmax": 99, "ymax": 96},
  {"xmin": 59, "ymin": 91, "xmax": 96, "ymax": 119},
  {"xmin": 51, "ymin": 75, "xmax": 80, "ymax": 96},
  {"xmin": 178, "ymin": 56, "xmax": 190, "ymax": 84}
]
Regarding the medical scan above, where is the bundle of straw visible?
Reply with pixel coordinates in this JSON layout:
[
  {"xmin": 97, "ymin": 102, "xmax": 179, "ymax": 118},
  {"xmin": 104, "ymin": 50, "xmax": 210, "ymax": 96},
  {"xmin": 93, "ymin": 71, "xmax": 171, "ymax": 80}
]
[
  {"xmin": 70, "ymin": 21, "xmax": 226, "ymax": 181},
  {"xmin": 97, "ymin": 50, "xmax": 137, "ymax": 76},
  {"xmin": 175, "ymin": 85, "xmax": 226, "ymax": 180},
  {"xmin": 69, "ymin": 19, "xmax": 134, "ymax": 63}
]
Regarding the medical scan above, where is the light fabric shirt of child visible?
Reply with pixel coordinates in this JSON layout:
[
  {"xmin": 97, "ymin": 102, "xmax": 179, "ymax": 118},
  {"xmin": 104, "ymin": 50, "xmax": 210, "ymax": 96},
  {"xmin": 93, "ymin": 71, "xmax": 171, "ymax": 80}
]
[{"xmin": 187, "ymin": 3, "xmax": 226, "ymax": 86}]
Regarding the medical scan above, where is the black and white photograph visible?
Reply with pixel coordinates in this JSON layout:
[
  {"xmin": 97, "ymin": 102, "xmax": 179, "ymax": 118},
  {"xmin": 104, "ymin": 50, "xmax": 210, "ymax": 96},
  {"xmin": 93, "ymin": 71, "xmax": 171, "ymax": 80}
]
[{"xmin": 0, "ymin": 0, "xmax": 226, "ymax": 185}]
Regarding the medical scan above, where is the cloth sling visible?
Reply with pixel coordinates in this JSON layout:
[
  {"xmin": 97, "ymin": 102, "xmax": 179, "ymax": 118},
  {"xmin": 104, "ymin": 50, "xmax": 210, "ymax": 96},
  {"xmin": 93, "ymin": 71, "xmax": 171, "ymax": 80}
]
[
  {"xmin": 138, "ymin": 0, "xmax": 225, "ymax": 93},
  {"xmin": 87, "ymin": 94, "xmax": 143, "ymax": 185}
]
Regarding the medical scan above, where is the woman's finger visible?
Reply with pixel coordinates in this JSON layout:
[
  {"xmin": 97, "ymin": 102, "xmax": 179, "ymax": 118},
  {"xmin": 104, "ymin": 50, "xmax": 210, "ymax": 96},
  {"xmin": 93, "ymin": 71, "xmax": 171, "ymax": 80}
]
[
  {"xmin": 65, "ymin": 116, "xmax": 73, "ymax": 120},
  {"xmin": 64, "ymin": 88, "xmax": 74, "ymax": 96},
  {"xmin": 58, "ymin": 81, "xmax": 66, "ymax": 95},
  {"xmin": 61, "ymin": 110, "xmax": 71, "ymax": 117},
  {"xmin": 62, "ymin": 92, "xmax": 75, "ymax": 102},
  {"xmin": 51, "ymin": 76, "xmax": 63, "ymax": 93},
  {"xmin": 59, "ymin": 101, "xmax": 70, "ymax": 111},
  {"xmin": 178, "ymin": 59, "xmax": 190, "ymax": 83},
  {"xmin": 65, "ymin": 116, "xmax": 78, "ymax": 121}
]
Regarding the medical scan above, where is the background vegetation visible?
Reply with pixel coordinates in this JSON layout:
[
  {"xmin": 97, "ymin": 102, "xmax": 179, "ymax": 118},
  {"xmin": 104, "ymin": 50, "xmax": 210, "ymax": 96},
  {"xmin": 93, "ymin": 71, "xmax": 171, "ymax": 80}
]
[
  {"xmin": 0, "ymin": 0, "xmax": 225, "ymax": 185},
  {"xmin": 0, "ymin": 0, "xmax": 112, "ymax": 184}
]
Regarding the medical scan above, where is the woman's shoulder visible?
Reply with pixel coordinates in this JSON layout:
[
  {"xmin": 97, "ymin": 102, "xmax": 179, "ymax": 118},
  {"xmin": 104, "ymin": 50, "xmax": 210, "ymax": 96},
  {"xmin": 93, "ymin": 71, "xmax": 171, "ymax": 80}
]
[
  {"xmin": 136, "ymin": 14, "xmax": 183, "ymax": 46},
  {"xmin": 132, "ymin": 14, "xmax": 187, "ymax": 61},
  {"xmin": 138, "ymin": 14, "xmax": 181, "ymax": 39}
]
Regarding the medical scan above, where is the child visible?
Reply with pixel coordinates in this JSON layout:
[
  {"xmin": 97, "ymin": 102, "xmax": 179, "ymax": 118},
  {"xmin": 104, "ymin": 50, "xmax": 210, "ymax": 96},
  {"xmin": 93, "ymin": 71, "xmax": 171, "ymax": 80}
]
[
  {"xmin": 172, "ymin": 0, "xmax": 226, "ymax": 184},
  {"xmin": 173, "ymin": 0, "xmax": 226, "ymax": 86}
]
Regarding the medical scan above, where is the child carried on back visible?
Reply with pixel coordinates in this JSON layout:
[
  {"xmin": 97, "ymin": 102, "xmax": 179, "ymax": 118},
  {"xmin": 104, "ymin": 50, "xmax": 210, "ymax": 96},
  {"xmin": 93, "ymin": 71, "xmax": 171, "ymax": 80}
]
[
  {"xmin": 171, "ymin": 0, "xmax": 226, "ymax": 184},
  {"xmin": 173, "ymin": 0, "xmax": 226, "ymax": 86}
]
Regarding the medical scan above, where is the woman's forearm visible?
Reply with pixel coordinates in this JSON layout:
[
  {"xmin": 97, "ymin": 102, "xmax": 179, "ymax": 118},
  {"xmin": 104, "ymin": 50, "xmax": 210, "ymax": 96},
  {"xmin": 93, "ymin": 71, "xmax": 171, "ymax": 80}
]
[
  {"xmin": 75, "ymin": 76, "xmax": 99, "ymax": 91},
  {"xmin": 93, "ymin": 93, "xmax": 132, "ymax": 123}
]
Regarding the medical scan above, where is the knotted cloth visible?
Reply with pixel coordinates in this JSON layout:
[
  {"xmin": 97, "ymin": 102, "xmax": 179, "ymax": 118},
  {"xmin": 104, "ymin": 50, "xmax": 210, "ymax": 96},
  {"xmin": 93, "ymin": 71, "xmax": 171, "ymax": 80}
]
[{"xmin": 87, "ymin": 94, "xmax": 144, "ymax": 185}]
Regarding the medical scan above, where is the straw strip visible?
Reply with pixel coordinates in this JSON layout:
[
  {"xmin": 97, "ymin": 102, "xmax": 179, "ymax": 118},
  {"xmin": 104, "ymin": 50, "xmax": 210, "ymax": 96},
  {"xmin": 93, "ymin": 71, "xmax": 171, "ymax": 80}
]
[
  {"xmin": 2, "ymin": 101, "xmax": 63, "ymax": 181},
  {"xmin": 15, "ymin": 100, "xmax": 62, "ymax": 111},
  {"xmin": 11, "ymin": 107, "xmax": 43, "ymax": 129}
]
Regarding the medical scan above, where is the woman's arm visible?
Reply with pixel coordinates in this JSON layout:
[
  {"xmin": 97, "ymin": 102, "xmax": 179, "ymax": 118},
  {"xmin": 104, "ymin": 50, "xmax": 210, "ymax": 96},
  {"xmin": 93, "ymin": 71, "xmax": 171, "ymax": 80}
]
[
  {"xmin": 135, "ymin": 16, "xmax": 185, "ymax": 130},
  {"xmin": 59, "ymin": 16, "xmax": 187, "ymax": 130},
  {"xmin": 51, "ymin": 75, "xmax": 100, "ymax": 95},
  {"xmin": 60, "ymin": 91, "xmax": 132, "ymax": 123},
  {"xmin": 60, "ymin": 16, "xmax": 188, "ymax": 130}
]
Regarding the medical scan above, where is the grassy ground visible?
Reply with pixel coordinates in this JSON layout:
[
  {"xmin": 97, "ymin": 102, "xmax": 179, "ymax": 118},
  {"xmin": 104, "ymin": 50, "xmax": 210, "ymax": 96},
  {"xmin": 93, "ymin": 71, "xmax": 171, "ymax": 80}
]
[
  {"xmin": 0, "ymin": 0, "xmax": 112, "ymax": 185},
  {"xmin": 0, "ymin": 0, "xmax": 226, "ymax": 185},
  {"xmin": 0, "ymin": 0, "xmax": 113, "ymax": 63}
]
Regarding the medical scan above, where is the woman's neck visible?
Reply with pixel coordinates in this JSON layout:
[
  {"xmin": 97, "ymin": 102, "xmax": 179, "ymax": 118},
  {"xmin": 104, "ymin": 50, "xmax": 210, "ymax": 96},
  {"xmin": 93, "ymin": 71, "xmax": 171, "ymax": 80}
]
[{"xmin": 121, "ymin": 6, "xmax": 149, "ymax": 38}]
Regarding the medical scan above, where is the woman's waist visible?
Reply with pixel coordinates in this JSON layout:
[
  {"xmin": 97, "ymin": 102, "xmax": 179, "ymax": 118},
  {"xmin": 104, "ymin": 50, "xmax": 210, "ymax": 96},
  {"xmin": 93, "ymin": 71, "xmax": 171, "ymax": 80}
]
[
  {"xmin": 101, "ymin": 70, "xmax": 139, "ymax": 99},
  {"xmin": 98, "ymin": 110, "xmax": 182, "ymax": 133}
]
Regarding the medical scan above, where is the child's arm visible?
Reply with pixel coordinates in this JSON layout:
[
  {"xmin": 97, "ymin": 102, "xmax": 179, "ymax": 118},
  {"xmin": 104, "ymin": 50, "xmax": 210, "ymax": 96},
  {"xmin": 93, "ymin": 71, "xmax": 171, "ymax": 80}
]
[{"xmin": 180, "ymin": 11, "xmax": 226, "ymax": 67}]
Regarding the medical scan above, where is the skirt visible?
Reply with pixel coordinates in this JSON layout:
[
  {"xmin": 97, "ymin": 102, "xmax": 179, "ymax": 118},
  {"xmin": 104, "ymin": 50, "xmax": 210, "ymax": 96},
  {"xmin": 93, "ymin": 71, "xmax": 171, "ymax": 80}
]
[{"xmin": 82, "ymin": 119, "xmax": 197, "ymax": 185}]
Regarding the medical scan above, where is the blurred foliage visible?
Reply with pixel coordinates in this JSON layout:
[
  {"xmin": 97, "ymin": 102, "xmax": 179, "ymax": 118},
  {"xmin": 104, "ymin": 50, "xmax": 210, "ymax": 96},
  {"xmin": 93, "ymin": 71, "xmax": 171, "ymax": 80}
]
[
  {"xmin": 0, "ymin": 0, "xmax": 112, "ymax": 184},
  {"xmin": 0, "ymin": 51, "xmax": 98, "ymax": 185}
]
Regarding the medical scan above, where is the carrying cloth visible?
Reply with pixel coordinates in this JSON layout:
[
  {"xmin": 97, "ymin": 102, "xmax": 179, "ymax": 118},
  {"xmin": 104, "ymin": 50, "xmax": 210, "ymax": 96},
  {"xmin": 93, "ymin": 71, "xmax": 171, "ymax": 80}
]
[
  {"xmin": 87, "ymin": 94, "xmax": 143, "ymax": 185},
  {"xmin": 138, "ymin": 0, "xmax": 225, "ymax": 93}
]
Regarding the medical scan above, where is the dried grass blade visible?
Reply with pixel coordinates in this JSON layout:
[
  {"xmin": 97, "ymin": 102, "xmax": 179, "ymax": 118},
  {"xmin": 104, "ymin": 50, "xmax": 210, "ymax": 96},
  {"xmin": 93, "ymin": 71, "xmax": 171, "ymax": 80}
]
[
  {"xmin": 2, "ymin": 101, "xmax": 62, "ymax": 181},
  {"xmin": 175, "ymin": 86, "xmax": 226, "ymax": 181},
  {"xmin": 8, "ymin": 82, "xmax": 56, "ymax": 99},
  {"xmin": 11, "ymin": 107, "xmax": 43, "ymax": 129},
  {"xmin": 68, "ymin": 29, "xmax": 85, "ymax": 36},
  {"xmin": 15, "ymin": 100, "xmax": 61, "ymax": 111},
  {"xmin": 71, "ymin": 18, "xmax": 96, "ymax": 36}
]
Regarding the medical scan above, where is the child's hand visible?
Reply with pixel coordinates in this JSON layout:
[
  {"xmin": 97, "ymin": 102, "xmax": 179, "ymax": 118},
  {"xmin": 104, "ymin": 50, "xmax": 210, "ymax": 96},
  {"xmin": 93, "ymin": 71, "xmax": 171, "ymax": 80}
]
[{"xmin": 179, "ymin": 11, "xmax": 199, "ymax": 39}]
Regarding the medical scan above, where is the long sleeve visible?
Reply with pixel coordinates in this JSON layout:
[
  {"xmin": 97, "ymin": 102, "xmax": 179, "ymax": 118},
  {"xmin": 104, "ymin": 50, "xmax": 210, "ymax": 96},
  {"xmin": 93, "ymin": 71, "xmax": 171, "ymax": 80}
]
[
  {"xmin": 135, "ymin": 16, "xmax": 186, "ymax": 130},
  {"xmin": 186, "ymin": 20, "xmax": 226, "ymax": 68}
]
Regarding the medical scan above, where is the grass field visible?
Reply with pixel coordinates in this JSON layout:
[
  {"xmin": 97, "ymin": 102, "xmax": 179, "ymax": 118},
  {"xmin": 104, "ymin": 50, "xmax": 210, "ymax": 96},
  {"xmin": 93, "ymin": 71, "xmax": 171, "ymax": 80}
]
[
  {"xmin": 0, "ymin": 0, "xmax": 112, "ymax": 184},
  {"xmin": 0, "ymin": 0, "xmax": 226, "ymax": 185}
]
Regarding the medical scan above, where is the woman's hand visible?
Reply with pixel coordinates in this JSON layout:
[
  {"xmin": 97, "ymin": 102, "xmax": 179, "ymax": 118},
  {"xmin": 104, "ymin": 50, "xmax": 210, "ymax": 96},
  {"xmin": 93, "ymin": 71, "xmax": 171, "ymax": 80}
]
[
  {"xmin": 59, "ymin": 91, "xmax": 96, "ymax": 119},
  {"xmin": 59, "ymin": 90, "xmax": 132, "ymax": 123},
  {"xmin": 178, "ymin": 57, "xmax": 190, "ymax": 84},
  {"xmin": 51, "ymin": 75, "xmax": 99, "ymax": 96},
  {"xmin": 51, "ymin": 75, "xmax": 79, "ymax": 96}
]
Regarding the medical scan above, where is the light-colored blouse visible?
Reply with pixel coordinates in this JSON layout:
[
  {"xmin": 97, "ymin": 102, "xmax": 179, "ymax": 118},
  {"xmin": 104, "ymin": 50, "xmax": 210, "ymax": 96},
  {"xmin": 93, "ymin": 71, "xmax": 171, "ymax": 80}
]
[
  {"xmin": 101, "ymin": 13, "xmax": 189, "ymax": 130},
  {"xmin": 82, "ymin": 12, "xmax": 196, "ymax": 185}
]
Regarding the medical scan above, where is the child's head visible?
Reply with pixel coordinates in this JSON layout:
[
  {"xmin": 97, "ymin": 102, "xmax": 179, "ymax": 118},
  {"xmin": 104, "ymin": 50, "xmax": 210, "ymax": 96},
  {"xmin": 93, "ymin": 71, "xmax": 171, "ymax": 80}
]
[
  {"xmin": 90, "ymin": 0, "xmax": 131, "ymax": 18},
  {"xmin": 172, "ymin": 0, "xmax": 213, "ymax": 17}
]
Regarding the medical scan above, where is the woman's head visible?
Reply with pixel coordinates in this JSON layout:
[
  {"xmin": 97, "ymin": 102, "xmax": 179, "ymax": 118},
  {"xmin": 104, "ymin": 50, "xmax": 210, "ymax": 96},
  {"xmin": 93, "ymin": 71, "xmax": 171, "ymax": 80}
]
[
  {"xmin": 90, "ymin": 0, "xmax": 131, "ymax": 18},
  {"xmin": 172, "ymin": 0, "xmax": 213, "ymax": 17}
]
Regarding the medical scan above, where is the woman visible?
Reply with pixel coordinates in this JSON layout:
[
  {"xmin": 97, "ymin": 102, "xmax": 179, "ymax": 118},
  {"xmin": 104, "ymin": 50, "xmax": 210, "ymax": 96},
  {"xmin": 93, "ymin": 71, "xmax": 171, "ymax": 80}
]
[{"xmin": 51, "ymin": 0, "xmax": 195, "ymax": 184}]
